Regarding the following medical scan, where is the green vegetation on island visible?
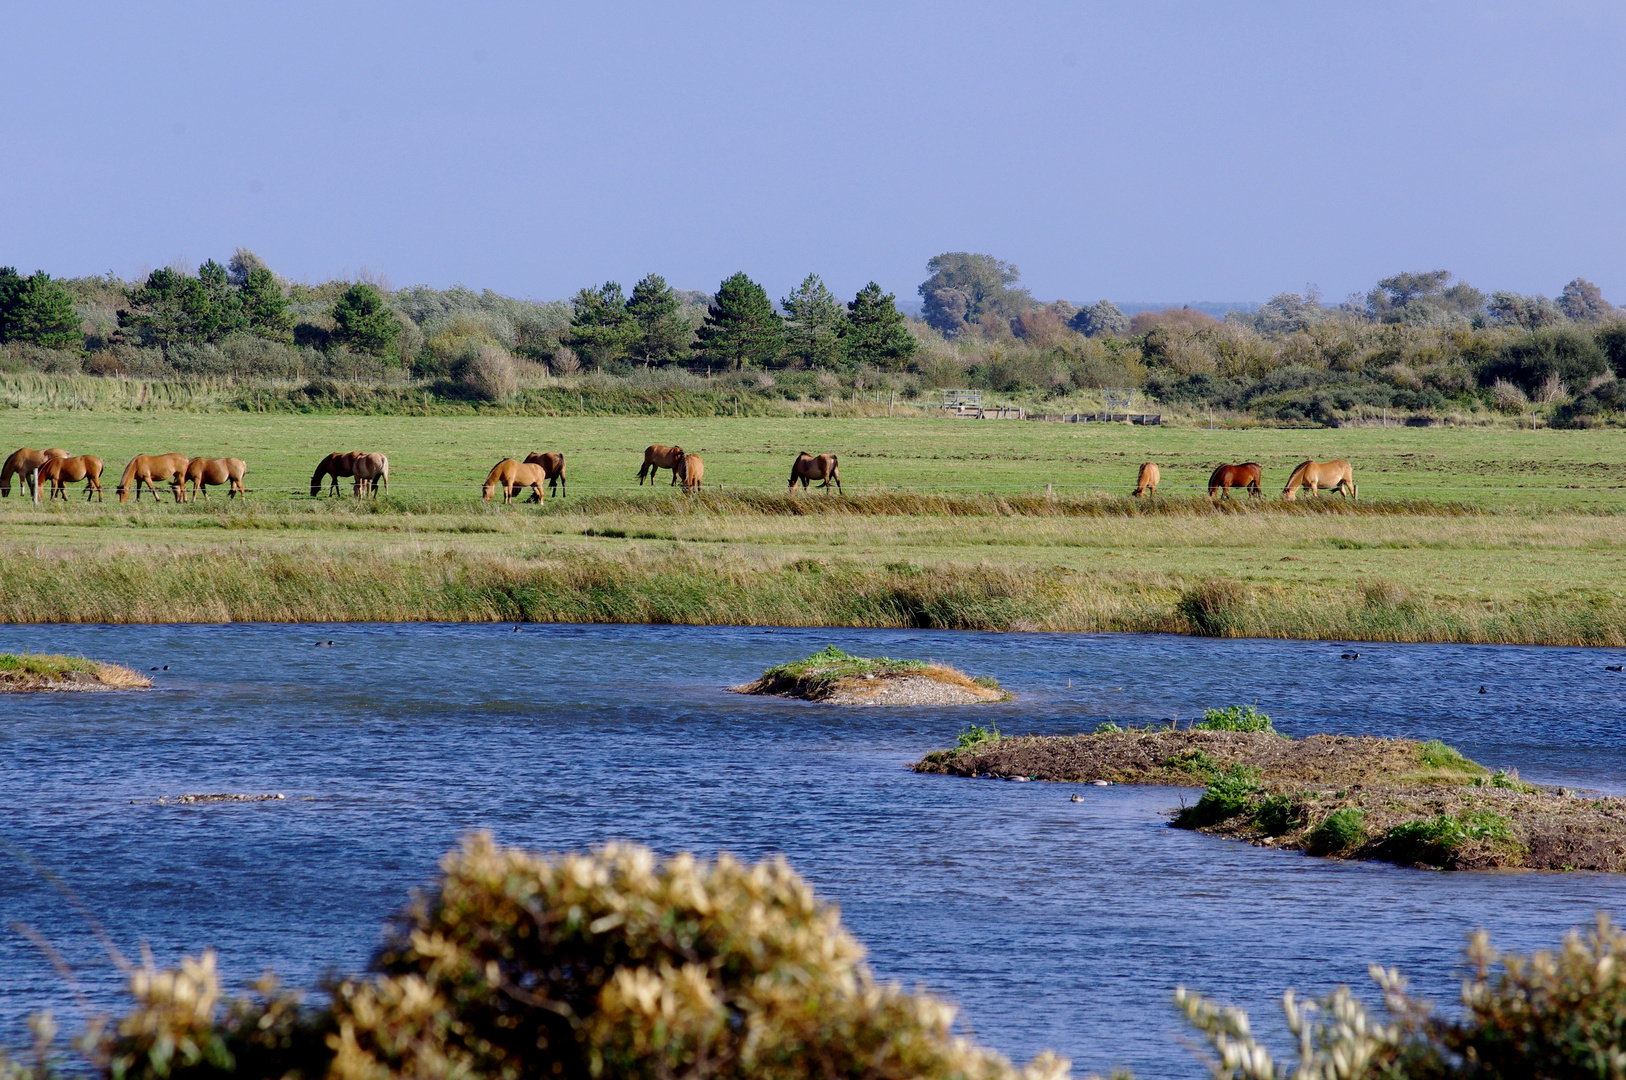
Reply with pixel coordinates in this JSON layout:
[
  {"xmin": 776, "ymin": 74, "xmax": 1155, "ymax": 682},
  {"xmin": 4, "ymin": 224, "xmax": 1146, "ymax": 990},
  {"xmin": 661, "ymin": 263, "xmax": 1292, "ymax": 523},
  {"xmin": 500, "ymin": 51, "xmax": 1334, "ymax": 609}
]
[
  {"xmin": 0, "ymin": 652, "xmax": 150, "ymax": 691},
  {"xmin": 8, "ymin": 834, "xmax": 1626, "ymax": 1080},
  {"xmin": 733, "ymin": 646, "xmax": 1004, "ymax": 704},
  {"xmin": 916, "ymin": 715, "xmax": 1626, "ymax": 871}
]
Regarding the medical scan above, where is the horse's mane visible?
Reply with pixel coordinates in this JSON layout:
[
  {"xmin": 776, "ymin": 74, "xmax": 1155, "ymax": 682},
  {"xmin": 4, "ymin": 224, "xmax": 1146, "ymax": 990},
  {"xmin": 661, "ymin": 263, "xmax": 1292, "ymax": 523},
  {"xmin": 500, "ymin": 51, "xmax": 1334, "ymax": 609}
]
[
  {"xmin": 1284, "ymin": 460, "xmax": 1312, "ymax": 487},
  {"xmin": 118, "ymin": 456, "xmax": 143, "ymax": 489}
]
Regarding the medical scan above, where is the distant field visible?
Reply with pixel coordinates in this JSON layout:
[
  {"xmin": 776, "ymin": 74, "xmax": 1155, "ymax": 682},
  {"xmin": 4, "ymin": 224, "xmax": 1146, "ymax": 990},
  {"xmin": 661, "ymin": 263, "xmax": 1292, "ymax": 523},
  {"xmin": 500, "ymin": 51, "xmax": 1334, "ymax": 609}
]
[
  {"xmin": 2, "ymin": 411, "xmax": 1625, "ymax": 642},
  {"xmin": 2, "ymin": 411, "xmax": 1626, "ymax": 506}
]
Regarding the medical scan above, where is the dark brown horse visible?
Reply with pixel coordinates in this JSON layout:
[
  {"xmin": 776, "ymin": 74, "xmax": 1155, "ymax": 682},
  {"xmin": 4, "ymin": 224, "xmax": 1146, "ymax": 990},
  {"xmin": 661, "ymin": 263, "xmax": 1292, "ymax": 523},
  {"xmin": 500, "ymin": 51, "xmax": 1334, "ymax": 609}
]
[
  {"xmin": 523, "ymin": 452, "xmax": 567, "ymax": 497},
  {"xmin": 788, "ymin": 452, "xmax": 841, "ymax": 494},
  {"xmin": 1208, "ymin": 462, "xmax": 1262, "ymax": 499},
  {"xmin": 638, "ymin": 445, "xmax": 685, "ymax": 485},
  {"xmin": 311, "ymin": 452, "xmax": 361, "ymax": 496}
]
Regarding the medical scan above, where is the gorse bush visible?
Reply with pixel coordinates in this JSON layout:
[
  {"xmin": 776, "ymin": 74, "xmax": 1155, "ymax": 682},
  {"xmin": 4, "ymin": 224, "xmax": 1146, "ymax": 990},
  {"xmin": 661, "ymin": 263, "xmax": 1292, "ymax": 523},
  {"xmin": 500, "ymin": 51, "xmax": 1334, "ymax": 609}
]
[{"xmin": 61, "ymin": 836, "xmax": 1069, "ymax": 1080}]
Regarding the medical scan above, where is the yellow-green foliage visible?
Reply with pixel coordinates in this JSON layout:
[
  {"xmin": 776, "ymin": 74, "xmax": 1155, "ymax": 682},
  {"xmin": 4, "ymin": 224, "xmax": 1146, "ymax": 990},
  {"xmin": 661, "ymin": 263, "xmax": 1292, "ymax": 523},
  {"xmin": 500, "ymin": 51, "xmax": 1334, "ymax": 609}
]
[
  {"xmin": 0, "ymin": 653, "xmax": 99, "ymax": 676},
  {"xmin": 88, "ymin": 836, "xmax": 1068, "ymax": 1080}
]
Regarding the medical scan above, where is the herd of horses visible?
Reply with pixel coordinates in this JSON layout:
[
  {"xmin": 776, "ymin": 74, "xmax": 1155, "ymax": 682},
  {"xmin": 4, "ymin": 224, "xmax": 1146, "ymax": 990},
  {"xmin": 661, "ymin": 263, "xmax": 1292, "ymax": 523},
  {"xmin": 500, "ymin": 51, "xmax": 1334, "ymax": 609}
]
[
  {"xmin": 2, "ymin": 441, "xmax": 1352, "ymax": 505},
  {"xmin": 0, "ymin": 447, "xmax": 249, "ymax": 502},
  {"xmin": 1135, "ymin": 458, "xmax": 1358, "ymax": 500}
]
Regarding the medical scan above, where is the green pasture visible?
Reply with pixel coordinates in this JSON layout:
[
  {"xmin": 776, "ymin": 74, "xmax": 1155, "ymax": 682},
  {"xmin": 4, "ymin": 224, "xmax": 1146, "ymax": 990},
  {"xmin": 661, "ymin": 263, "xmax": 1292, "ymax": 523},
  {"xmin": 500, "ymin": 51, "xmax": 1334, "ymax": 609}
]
[{"xmin": 2, "ymin": 411, "xmax": 1625, "ymax": 507}]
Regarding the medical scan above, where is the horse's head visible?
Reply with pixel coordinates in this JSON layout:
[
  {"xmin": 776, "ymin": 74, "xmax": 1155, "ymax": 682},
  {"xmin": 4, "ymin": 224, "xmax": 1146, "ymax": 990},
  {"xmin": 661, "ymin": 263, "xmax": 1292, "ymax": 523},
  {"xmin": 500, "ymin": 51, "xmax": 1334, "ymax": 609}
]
[{"xmin": 481, "ymin": 481, "xmax": 497, "ymax": 502}]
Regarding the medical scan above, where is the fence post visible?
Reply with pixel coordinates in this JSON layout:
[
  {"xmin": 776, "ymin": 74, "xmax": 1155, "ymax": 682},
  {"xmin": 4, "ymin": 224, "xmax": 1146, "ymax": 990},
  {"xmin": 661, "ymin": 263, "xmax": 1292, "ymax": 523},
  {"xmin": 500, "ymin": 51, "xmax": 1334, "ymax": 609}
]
[{"xmin": 32, "ymin": 466, "xmax": 40, "ymax": 505}]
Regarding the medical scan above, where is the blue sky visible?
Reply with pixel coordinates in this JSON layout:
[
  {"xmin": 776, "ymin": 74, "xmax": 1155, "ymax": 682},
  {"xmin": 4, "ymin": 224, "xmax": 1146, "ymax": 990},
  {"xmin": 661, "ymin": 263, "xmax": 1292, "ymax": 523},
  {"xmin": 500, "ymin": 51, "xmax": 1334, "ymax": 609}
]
[{"xmin": 3, "ymin": 2, "xmax": 1624, "ymax": 306}]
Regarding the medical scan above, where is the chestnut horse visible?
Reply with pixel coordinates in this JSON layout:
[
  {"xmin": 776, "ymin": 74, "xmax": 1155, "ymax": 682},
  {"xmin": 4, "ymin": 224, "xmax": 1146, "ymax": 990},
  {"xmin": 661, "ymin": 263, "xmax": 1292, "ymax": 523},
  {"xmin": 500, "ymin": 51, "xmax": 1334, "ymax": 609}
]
[
  {"xmin": 523, "ymin": 451, "xmax": 567, "ymax": 497},
  {"xmin": 2, "ymin": 447, "xmax": 71, "ymax": 497},
  {"xmin": 1208, "ymin": 462, "xmax": 1262, "ymax": 500},
  {"xmin": 1133, "ymin": 462, "xmax": 1160, "ymax": 498},
  {"xmin": 41, "ymin": 455, "xmax": 104, "ymax": 501},
  {"xmin": 184, "ymin": 457, "xmax": 248, "ymax": 500},
  {"xmin": 351, "ymin": 452, "xmax": 389, "ymax": 497},
  {"xmin": 482, "ymin": 459, "xmax": 547, "ymax": 503},
  {"xmin": 1283, "ymin": 459, "xmax": 1357, "ymax": 500},
  {"xmin": 638, "ymin": 444, "xmax": 685, "ymax": 485},
  {"xmin": 789, "ymin": 452, "xmax": 841, "ymax": 494},
  {"xmin": 117, "ymin": 453, "xmax": 190, "ymax": 503},
  {"xmin": 678, "ymin": 453, "xmax": 704, "ymax": 491},
  {"xmin": 311, "ymin": 452, "xmax": 360, "ymax": 496}
]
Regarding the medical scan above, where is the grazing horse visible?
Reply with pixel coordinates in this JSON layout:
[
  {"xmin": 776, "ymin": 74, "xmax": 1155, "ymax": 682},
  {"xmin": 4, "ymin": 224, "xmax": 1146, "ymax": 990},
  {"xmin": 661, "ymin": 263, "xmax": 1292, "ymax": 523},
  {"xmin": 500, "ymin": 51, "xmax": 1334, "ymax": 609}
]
[
  {"xmin": 2, "ymin": 447, "xmax": 71, "ymax": 498},
  {"xmin": 351, "ymin": 452, "xmax": 389, "ymax": 497},
  {"xmin": 482, "ymin": 459, "xmax": 548, "ymax": 503},
  {"xmin": 1207, "ymin": 462, "xmax": 1262, "ymax": 500},
  {"xmin": 789, "ymin": 452, "xmax": 841, "ymax": 494},
  {"xmin": 40, "ymin": 455, "xmax": 104, "ymax": 501},
  {"xmin": 678, "ymin": 453, "xmax": 704, "ymax": 491},
  {"xmin": 184, "ymin": 457, "xmax": 248, "ymax": 500},
  {"xmin": 117, "ymin": 453, "xmax": 190, "ymax": 503},
  {"xmin": 1283, "ymin": 459, "xmax": 1357, "ymax": 501},
  {"xmin": 1133, "ymin": 462, "xmax": 1160, "ymax": 498},
  {"xmin": 522, "ymin": 451, "xmax": 567, "ymax": 497},
  {"xmin": 638, "ymin": 444, "xmax": 685, "ymax": 485},
  {"xmin": 311, "ymin": 452, "xmax": 361, "ymax": 496}
]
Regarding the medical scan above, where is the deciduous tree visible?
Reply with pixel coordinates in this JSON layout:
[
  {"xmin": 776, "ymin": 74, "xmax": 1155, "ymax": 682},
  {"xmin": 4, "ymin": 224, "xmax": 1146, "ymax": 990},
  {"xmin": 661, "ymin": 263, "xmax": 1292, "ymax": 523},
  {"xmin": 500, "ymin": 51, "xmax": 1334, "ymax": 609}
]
[{"xmin": 918, "ymin": 252, "xmax": 1032, "ymax": 337}]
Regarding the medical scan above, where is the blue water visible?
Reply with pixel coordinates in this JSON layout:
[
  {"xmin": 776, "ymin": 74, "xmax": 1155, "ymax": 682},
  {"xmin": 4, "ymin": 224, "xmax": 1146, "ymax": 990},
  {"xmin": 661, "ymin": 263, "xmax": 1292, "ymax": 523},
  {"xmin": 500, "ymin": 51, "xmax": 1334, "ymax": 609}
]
[{"xmin": 4, "ymin": 623, "xmax": 1626, "ymax": 1078}]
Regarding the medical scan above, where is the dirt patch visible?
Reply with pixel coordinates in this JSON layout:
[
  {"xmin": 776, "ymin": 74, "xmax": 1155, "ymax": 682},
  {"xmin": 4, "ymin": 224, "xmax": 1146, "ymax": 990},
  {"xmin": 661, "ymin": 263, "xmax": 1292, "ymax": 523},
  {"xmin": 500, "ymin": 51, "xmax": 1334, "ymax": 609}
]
[{"xmin": 915, "ymin": 729, "xmax": 1626, "ymax": 873}]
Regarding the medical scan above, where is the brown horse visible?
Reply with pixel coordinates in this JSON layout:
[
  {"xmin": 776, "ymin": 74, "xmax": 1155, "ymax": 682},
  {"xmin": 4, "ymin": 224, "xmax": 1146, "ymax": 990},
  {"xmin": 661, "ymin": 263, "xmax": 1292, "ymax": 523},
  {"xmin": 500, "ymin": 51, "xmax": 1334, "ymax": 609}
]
[
  {"xmin": 523, "ymin": 451, "xmax": 567, "ymax": 497},
  {"xmin": 483, "ymin": 459, "xmax": 547, "ymax": 503},
  {"xmin": 311, "ymin": 452, "xmax": 361, "ymax": 496},
  {"xmin": 1208, "ymin": 462, "xmax": 1262, "ymax": 500},
  {"xmin": 638, "ymin": 445, "xmax": 685, "ymax": 485},
  {"xmin": 1133, "ymin": 462, "xmax": 1160, "ymax": 498},
  {"xmin": 351, "ymin": 452, "xmax": 389, "ymax": 497},
  {"xmin": 184, "ymin": 457, "xmax": 248, "ymax": 500},
  {"xmin": 678, "ymin": 453, "xmax": 704, "ymax": 491},
  {"xmin": 40, "ymin": 455, "xmax": 104, "ymax": 501},
  {"xmin": 117, "ymin": 453, "xmax": 190, "ymax": 503},
  {"xmin": 2, "ymin": 447, "xmax": 71, "ymax": 497},
  {"xmin": 789, "ymin": 452, "xmax": 841, "ymax": 494},
  {"xmin": 1283, "ymin": 459, "xmax": 1357, "ymax": 500}
]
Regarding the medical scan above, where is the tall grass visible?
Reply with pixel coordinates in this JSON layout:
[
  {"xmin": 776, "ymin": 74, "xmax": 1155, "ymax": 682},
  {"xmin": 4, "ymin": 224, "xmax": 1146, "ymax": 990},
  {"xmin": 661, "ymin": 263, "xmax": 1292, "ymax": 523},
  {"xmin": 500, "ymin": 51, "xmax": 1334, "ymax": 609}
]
[{"xmin": 2, "ymin": 546, "xmax": 1623, "ymax": 644}]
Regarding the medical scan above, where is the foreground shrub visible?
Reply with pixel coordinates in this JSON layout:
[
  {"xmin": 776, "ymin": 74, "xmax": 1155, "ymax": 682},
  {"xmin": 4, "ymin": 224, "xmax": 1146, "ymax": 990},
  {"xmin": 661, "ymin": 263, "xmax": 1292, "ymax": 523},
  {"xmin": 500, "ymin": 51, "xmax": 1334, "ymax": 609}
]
[
  {"xmin": 85, "ymin": 835, "xmax": 1065, "ymax": 1080},
  {"xmin": 1177, "ymin": 914, "xmax": 1626, "ymax": 1080}
]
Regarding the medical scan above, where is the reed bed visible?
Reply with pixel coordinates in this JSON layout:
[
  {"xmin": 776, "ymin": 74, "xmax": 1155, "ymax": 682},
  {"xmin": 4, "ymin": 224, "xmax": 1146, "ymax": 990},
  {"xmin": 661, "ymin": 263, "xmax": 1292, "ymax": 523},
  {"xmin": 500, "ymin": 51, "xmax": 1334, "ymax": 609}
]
[{"xmin": 1, "ymin": 546, "xmax": 1623, "ymax": 644}]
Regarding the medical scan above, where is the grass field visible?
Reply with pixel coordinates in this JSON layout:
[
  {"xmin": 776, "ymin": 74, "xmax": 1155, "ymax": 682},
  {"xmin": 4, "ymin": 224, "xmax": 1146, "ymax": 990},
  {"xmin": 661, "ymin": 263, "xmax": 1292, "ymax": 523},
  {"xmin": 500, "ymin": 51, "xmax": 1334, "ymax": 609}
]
[{"xmin": 2, "ymin": 411, "xmax": 1625, "ymax": 642}]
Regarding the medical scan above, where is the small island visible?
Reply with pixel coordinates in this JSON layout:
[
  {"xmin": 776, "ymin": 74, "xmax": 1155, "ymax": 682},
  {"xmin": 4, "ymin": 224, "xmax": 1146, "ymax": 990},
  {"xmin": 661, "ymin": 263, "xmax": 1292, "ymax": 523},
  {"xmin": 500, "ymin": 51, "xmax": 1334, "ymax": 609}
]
[
  {"xmin": 0, "ymin": 652, "xmax": 152, "ymax": 692},
  {"xmin": 915, "ymin": 706, "xmax": 1626, "ymax": 872},
  {"xmin": 733, "ymin": 646, "xmax": 1008, "ymax": 705}
]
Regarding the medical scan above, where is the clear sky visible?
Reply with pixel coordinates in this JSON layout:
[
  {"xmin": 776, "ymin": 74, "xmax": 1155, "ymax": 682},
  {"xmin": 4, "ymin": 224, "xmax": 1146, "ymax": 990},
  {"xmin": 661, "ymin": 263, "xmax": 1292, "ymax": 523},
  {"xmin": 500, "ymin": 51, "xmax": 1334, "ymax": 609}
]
[{"xmin": 3, "ymin": 2, "xmax": 1623, "ymax": 307}]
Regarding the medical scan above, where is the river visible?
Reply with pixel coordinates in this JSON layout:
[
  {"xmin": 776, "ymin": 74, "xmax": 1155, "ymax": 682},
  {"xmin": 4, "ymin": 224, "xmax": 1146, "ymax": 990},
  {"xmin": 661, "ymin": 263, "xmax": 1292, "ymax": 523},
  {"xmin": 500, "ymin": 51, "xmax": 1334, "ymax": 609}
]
[{"xmin": 3, "ymin": 623, "xmax": 1625, "ymax": 1077}]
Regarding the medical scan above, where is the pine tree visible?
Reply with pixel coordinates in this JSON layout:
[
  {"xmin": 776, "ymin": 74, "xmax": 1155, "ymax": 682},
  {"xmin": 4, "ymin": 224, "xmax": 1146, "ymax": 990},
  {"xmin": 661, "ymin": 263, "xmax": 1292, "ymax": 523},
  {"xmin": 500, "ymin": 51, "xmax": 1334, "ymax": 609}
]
[
  {"xmin": 625, "ymin": 274, "xmax": 690, "ymax": 365},
  {"xmin": 842, "ymin": 282, "xmax": 916, "ymax": 371},
  {"xmin": 0, "ymin": 270, "xmax": 81, "ymax": 348},
  {"xmin": 781, "ymin": 273, "xmax": 847, "ymax": 369},
  {"xmin": 196, "ymin": 259, "xmax": 247, "ymax": 339},
  {"xmin": 119, "ymin": 267, "xmax": 214, "ymax": 347},
  {"xmin": 240, "ymin": 268, "xmax": 292, "ymax": 341},
  {"xmin": 331, "ymin": 282, "xmax": 401, "ymax": 356},
  {"xmin": 695, "ymin": 272, "xmax": 784, "ymax": 370},
  {"xmin": 566, "ymin": 282, "xmax": 640, "ymax": 367}
]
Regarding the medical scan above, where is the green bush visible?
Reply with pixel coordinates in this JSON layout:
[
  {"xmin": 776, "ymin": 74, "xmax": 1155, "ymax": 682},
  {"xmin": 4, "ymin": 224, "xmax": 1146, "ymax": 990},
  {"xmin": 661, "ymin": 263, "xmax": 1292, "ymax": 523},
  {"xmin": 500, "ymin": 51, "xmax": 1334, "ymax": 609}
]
[
  {"xmin": 956, "ymin": 722, "xmax": 1002, "ymax": 749},
  {"xmin": 1165, "ymin": 748, "xmax": 1221, "ymax": 779},
  {"xmin": 1306, "ymin": 807, "xmax": 1366, "ymax": 853},
  {"xmin": 1193, "ymin": 705, "xmax": 1274, "ymax": 733},
  {"xmin": 1175, "ymin": 765, "xmax": 1261, "ymax": 828},
  {"xmin": 1383, "ymin": 810, "xmax": 1513, "ymax": 866},
  {"xmin": 1252, "ymin": 794, "xmax": 1300, "ymax": 837}
]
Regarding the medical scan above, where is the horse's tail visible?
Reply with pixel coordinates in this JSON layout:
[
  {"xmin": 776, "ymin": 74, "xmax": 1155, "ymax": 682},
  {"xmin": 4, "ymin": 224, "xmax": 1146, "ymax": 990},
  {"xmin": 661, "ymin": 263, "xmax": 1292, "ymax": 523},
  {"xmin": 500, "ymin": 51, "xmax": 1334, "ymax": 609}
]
[{"xmin": 117, "ymin": 457, "xmax": 141, "ymax": 502}]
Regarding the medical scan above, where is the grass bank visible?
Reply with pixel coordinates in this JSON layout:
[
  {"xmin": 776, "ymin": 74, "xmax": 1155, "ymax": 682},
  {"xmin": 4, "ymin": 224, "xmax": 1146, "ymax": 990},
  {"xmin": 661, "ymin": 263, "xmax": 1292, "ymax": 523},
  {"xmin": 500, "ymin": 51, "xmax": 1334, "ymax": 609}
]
[
  {"xmin": 916, "ymin": 723, "xmax": 1626, "ymax": 871},
  {"xmin": 3, "ymin": 546, "xmax": 1626, "ymax": 645}
]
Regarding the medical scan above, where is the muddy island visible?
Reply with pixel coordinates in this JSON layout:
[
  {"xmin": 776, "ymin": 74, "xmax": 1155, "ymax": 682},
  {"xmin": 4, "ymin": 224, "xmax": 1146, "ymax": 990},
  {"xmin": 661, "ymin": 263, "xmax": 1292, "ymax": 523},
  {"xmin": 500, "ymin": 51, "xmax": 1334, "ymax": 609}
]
[
  {"xmin": 733, "ymin": 646, "xmax": 1007, "ymax": 705},
  {"xmin": 915, "ymin": 706, "xmax": 1626, "ymax": 872},
  {"xmin": 0, "ymin": 652, "xmax": 152, "ymax": 692}
]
